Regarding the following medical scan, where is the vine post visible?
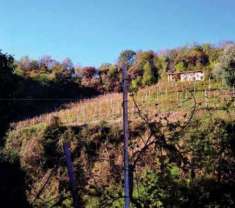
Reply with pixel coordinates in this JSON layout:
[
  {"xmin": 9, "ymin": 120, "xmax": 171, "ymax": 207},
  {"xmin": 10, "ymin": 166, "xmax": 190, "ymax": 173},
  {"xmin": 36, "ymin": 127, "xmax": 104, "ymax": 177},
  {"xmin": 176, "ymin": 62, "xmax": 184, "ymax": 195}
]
[{"xmin": 122, "ymin": 63, "xmax": 130, "ymax": 208}]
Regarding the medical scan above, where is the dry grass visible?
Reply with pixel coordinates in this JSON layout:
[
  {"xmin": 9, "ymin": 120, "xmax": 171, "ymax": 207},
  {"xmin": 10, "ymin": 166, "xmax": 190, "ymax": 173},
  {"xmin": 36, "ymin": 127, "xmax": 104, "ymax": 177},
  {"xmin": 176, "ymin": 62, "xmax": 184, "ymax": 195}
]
[{"xmin": 11, "ymin": 80, "xmax": 234, "ymax": 130}]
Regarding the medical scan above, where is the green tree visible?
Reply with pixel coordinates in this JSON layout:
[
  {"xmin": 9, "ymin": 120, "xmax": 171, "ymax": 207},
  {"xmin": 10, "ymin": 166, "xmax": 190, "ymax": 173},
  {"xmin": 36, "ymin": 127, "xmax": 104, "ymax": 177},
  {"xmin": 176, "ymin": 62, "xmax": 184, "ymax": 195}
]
[
  {"xmin": 154, "ymin": 55, "xmax": 167, "ymax": 75},
  {"xmin": 215, "ymin": 45, "xmax": 235, "ymax": 87},
  {"xmin": 175, "ymin": 61, "xmax": 186, "ymax": 72},
  {"xmin": 130, "ymin": 76, "xmax": 142, "ymax": 92},
  {"xmin": 118, "ymin": 50, "xmax": 136, "ymax": 68},
  {"xmin": 142, "ymin": 61, "xmax": 157, "ymax": 86},
  {"xmin": 0, "ymin": 51, "xmax": 17, "ymax": 144}
]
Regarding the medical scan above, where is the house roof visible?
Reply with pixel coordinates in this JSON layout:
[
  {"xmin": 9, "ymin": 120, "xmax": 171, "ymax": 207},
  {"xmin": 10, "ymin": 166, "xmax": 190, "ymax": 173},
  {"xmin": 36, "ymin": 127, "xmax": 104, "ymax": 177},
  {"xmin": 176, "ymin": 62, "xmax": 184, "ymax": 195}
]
[{"xmin": 167, "ymin": 70, "xmax": 203, "ymax": 75}]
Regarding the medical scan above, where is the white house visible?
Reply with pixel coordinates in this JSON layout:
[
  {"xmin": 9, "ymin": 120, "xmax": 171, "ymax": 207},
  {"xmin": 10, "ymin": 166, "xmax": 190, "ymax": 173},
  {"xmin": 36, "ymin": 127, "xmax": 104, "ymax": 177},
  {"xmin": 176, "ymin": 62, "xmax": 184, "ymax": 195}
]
[{"xmin": 168, "ymin": 71, "xmax": 204, "ymax": 82}]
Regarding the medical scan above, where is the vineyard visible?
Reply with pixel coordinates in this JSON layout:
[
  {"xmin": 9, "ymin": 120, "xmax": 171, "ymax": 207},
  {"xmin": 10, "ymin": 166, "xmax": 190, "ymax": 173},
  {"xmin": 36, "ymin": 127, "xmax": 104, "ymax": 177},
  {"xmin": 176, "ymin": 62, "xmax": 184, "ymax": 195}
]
[
  {"xmin": 5, "ymin": 79, "xmax": 235, "ymax": 208},
  {"xmin": 12, "ymin": 80, "xmax": 235, "ymax": 130},
  {"xmin": 1, "ymin": 2, "xmax": 235, "ymax": 206}
]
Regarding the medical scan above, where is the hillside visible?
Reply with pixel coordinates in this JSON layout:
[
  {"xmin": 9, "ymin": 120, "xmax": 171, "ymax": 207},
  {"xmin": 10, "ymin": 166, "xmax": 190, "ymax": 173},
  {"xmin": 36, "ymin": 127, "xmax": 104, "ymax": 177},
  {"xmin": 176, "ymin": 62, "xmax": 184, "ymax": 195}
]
[
  {"xmin": 1, "ymin": 0, "xmax": 235, "ymax": 205},
  {"xmin": 4, "ymin": 79, "xmax": 235, "ymax": 207},
  {"xmin": 1, "ymin": 43, "xmax": 235, "ymax": 207},
  {"xmin": 11, "ymin": 80, "xmax": 234, "ymax": 130}
]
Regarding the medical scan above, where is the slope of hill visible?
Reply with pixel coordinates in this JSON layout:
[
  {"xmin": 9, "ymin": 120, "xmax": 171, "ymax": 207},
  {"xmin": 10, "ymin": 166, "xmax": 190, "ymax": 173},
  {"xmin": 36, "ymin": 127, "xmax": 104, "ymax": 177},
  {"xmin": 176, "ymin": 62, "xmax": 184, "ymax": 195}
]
[
  {"xmin": 3, "ymin": 79, "xmax": 235, "ymax": 207},
  {"xmin": 11, "ymin": 80, "xmax": 233, "ymax": 130}
]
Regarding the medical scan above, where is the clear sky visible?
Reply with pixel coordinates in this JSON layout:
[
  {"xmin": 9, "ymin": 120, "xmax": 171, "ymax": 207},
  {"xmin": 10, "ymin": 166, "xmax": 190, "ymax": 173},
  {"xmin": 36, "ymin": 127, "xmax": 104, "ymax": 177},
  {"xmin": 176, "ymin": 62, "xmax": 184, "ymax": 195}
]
[{"xmin": 0, "ymin": 0, "xmax": 234, "ymax": 66}]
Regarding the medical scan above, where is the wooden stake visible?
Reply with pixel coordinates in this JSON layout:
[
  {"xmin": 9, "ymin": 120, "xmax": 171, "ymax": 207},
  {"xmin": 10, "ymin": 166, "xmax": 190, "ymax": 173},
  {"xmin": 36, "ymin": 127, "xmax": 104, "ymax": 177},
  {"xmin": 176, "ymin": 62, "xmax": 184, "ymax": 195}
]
[
  {"xmin": 205, "ymin": 89, "xmax": 208, "ymax": 108},
  {"xmin": 122, "ymin": 63, "xmax": 130, "ymax": 208},
  {"xmin": 63, "ymin": 143, "xmax": 79, "ymax": 208}
]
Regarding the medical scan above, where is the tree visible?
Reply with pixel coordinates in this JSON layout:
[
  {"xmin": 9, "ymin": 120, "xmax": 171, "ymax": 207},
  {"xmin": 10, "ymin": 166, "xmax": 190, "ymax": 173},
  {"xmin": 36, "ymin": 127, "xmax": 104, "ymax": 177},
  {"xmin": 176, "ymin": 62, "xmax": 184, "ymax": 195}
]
[
  {"xmin": 128, "ymin": 51, "xmax": 160, "ymax": 85},
  {"xmin": 31, "ymin": 60, "xmax": 40, "ymax": 71},
  {"xmin": 118, "ymin": 50, "xmax": 136, "ymax": 68},
  {"xmin": 18, "ymin": 56, "xmax": 32, "ymax": 71},
  {"xmin": 175, "ymin": 61, "xmax": 186, "ymax": 72},
  {"xmin": 130, "ymin": 76, "xmax": 142, "ymax": 92},
  {"xmin": 98, "ymin": 64, "xmax": 121, "ymax": 92},
  {"xmin": 154, "ymin": 55, "xmax": 168, "ymax": 76},
  {"xmin": 0, "ymin": 51, "xmax": 17, "ymax": 143},
  {"xmin": 174, "ymin": 46, "xmax": 209, "ymax": 72},
  {"xmin": 80, "ymin": 66, "xmax": 99, "ymax": 89},
  {"xmin": 81, "ymin": 66, "xmax": 97, "ymax": 79},
  {"xmin": 39, "ymin": 55, "xmax": 57, "ymax": 70},
  {"xmin": 62, "ymin": 58, "xmax": 74, "ymax": 71},
  {"xmin": 213, "ymin": 63, "xmax": 225, "ymax": 81},
  {"xmin": 215, "ymin": 45, "xmax": 235, "ymax": 87},
  {"xmin": 142, "ymin": 61, "xmax": 157, "ymax": 86},
  {"xmin": 53, "ymin": 63, "xmax": 74, "ymax": 83}
]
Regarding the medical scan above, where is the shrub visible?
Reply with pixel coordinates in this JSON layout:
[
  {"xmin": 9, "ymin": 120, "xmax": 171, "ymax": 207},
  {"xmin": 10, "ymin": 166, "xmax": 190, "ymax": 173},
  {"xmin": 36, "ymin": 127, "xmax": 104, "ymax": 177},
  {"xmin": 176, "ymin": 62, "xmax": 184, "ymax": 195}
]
[
  {"xmin": 214, "ymin": 45, "xmax": 235, "ymax": 87},
  {"xmin": 142, "ymin": 62, "xmax": 157, "ymax": 86}
]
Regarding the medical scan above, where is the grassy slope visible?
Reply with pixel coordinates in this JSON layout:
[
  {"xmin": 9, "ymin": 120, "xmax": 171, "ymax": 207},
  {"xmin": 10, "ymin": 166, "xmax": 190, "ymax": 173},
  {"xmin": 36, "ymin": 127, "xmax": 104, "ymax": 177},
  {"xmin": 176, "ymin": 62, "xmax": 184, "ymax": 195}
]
[
  {"xmin": 3, "ymin": 79, "xmax": 235, "ymax": 207},
  {"xmin": 11, "ymin": 80, "xmax": 234, "ymax": 130}
]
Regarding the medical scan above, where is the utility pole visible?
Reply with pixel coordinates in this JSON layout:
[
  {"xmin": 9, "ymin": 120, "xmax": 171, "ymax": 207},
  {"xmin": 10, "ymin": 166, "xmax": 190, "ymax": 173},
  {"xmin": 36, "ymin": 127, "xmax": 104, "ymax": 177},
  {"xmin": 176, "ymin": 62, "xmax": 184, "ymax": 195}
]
[
  {"xmin": 63, "ymin": 143, "xmax": 79, "ymax": 208},
  {"xmin": 122, "ymin": 63, "xmax": 130, "ymax": 208}
]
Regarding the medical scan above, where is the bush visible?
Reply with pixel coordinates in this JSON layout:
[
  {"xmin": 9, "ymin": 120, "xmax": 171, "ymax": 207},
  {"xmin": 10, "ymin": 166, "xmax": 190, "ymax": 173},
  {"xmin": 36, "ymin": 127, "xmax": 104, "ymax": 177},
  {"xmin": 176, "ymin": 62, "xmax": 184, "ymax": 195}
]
[
  {"xmin": 130, "ymin": 76, "xmax": 142, "ymax": 92},
  {"xmin": 214, "ymin": 45, "xmax": 235, "ymax": 87},
  {"xmin": 142, "ymin": 62, "xmax": 157, "ymax": 86},
  {"xmin": 175, "ymin": 61, "xmax": 186, "ymax": 72}
]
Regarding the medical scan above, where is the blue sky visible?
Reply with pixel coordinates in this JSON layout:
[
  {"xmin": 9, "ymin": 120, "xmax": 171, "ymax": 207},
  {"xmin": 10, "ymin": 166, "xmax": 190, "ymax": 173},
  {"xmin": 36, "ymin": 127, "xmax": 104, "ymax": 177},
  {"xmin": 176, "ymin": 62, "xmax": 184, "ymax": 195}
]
[{"xmin": 0, "ymin": 0, "xmax": 234, "ymax": 66}]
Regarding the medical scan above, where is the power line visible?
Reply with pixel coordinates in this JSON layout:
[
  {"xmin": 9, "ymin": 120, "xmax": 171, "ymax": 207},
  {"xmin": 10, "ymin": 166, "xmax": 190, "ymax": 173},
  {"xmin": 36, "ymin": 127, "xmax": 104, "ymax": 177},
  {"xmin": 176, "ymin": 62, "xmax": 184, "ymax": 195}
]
[{"xmin": 0, "ymin": 98, "xmax": 82, "ymax": 101}]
